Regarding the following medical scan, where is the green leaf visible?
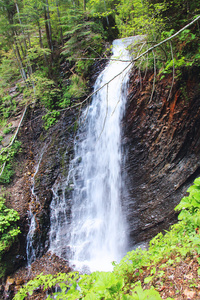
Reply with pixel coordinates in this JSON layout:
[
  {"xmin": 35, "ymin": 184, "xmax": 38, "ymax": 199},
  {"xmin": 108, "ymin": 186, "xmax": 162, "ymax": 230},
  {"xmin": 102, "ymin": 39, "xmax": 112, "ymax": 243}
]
[
  {"xmin": 85, "ymin": 292, "xmax": 99, "ymax": 300},
  {"xmin": 144, "ymin": 276, "xmax": 154, "ymax": 284},
  {"xmin": 192, "ymin": 191, "xmax": 200, "ymax": 201}
]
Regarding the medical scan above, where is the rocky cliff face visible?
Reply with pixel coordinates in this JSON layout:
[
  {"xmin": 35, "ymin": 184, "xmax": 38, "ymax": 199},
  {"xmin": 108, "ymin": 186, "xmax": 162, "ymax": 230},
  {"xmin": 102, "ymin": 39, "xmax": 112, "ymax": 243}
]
[
  {"xmin": 122, "ymin": 66, "xmax": 200, "ymax": 247},
  {"xmin": 2, "ymin": 65, "xmax": 200, "ymax": 290}
]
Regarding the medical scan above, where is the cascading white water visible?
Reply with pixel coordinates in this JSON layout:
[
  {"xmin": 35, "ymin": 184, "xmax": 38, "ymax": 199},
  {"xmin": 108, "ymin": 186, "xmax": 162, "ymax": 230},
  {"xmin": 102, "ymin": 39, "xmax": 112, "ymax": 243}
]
[
  {"xmin": 26, "ymin": 209, "xmax": 37, "ymax": 266},
  {"xmin": 50, "ymin": 36, "xmax": 142, "ymax": 272},
  {"xmin": 26, "ymin": 148, "xmax": 46, "ymax": 267}
]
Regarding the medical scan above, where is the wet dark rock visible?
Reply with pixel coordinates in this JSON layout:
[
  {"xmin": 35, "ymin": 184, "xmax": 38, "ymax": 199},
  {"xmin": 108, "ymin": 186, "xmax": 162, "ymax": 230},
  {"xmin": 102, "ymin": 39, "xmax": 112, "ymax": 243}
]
[
  {"xmin": 1, "ymin": 103, "xmax": 78, "ymax": 279},
  {"xmin": 122, "ymin": 67, "xmax": 200, "ymax": 247},
  {"xmin": 24, "ymin": 108, "xmax": 78, "ymax": 258}
]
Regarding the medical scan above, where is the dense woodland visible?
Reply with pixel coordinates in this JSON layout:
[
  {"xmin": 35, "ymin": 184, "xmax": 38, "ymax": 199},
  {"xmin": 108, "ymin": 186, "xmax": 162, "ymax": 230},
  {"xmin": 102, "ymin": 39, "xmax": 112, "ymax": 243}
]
[
  {"xmin": 0, "ymin": 0, "xmax": 199, "ymax": 182},
  {"xmin": 0, "ymin": 0, "xmax": 200, "ymax": 299}
]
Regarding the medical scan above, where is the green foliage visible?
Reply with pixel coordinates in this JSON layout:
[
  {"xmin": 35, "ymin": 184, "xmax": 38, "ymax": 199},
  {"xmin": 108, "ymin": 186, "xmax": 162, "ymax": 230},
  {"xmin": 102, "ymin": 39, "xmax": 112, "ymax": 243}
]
[
  {"xmin": 26, "ymin": 74, "xmax": 62, "ymax": 110},
  {"xmin": 111, "ymin": 0, "xmax": 166, "ymax": 38},
  {"xmin": 27, "ymin": 46, "xmax": 51, "ymax": 62},
  {"xmin": 88, "ymin": 0, "xmax": 115, "ymax": 18},
  {"xmin": 0, "ymin": 93, "xmax": 17, "ymax": 122},
  {"xmin": 67, "ymin": 74, "xmax": 88, "ymax": 99},
  {"xmin": 3, "ymin": 126, "xmax": 12, "ymax": 135},
  {"xmin": 62, "ymin": 10, "xmax": 105, "ymax": 64},
  {"xmin": 0, "ymin": 196, "xmax": 20, "ymax": 278},
  {"xmin": 14, "ymin": 270, "xmax": 165, "ymax": 300},
  {"xmin": 157, "ymin": 28, "xmax": 200, "ymax": 78},
  {"xmin": 58, "ymin": 87, "xmax": 71, "ymax": 108},
  {"xmin": 62, "ymin": 8, "xmax": 106, "ymax": 96},
  {"xmin": 0, "ymin": 164, "xmax": 15, "ymax": 184},
  {"xmin": 42, "ymin": 110, "xmax": 61, "ymax": 130},
  {"xmin": 175, "ymin": 177, "xmax": 200, "ymax": 228},
  {"xmin": 0, "ymin": 50, "xmax": 20, "ymax": 87},
  {"xmin": 0, "ymin": 196, "xmax": 20, "ymax": 253},
  {"xmin": 0, "ymin": 140, "xmax": 22, "ymax": 184}
]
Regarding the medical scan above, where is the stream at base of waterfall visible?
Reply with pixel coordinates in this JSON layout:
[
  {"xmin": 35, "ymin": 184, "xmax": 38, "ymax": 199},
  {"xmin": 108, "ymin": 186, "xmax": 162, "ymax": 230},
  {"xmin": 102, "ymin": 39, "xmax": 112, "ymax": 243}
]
[{"xmin": 49, "ymin": 36, "xmax": 144, "ymax": 273}]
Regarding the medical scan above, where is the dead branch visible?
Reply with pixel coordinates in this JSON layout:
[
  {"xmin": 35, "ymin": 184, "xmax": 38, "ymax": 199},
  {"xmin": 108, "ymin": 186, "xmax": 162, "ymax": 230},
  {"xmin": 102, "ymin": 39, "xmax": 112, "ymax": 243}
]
[
  {"xmin": 143, "ymin": 53, "xmax": 149, "ymax": 81},
  {"xmin": 149, "ymin": 49, "xmax": 156, "ymax": 103},
  {"xmin": 167, "ymin": 41, "xmax": 175, "ymax": 102},
  {"xmin": 97, "ymin": 83, "xmax": 109, "ymax": 142},
  {"xmin": 0, "ymin": 105, "xmax": 28, "ymax": 156},
  {"xmin": 0, "ymin": 105, "xmax": 28, "ymax": 177},
  {"xmin": 0, "ymin": 162, "xmax": 6, "ymax": 177}
]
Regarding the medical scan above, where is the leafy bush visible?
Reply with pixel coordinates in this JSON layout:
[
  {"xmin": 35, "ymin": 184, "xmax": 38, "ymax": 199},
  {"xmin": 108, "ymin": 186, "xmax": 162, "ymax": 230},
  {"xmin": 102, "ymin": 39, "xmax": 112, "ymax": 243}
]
[
  {"xmin": 26, "ymin": 74, "xmax": 62, "ymax": 110},
  {"xmin": 175, "ymin": 177, "xmax": 200, "ymax": 230},
  {"xmin": 0, "ymin": 196, "xmax": 20, "ymax": 278},
  {"xmin": 67, "ymin": 74, "xmax": 88, "ymax": 99},
  {"xmin": 0, "ymin": 140, "xmax": 22, "ymax": 184},
  {"xmin": 42, "ymin": 110, "xmax": 61, "ymax": 130},
  {"xmin": 0, "ymin": 94, "xmax": 17, "ymax": 121},
  {"xmin": 14, "ymin": 270, "xmax": 167, "ymax": 300},
  {"xmin": 61, "ymin": 9, "xmax": 106, "ymax": 99},
  {"xmin": 3, "ymin": 126, "xmax": 12, "ymax": 135},
  {"xmin": 0, "ymin": 197, "xmax": 20, "ymax": 255}
]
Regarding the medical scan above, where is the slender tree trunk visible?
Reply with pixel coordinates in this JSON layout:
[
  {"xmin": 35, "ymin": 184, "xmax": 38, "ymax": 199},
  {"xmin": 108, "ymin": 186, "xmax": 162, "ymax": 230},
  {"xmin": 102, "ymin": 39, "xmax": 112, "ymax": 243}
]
[
  {"xmin": 18, "ymin": 37, "xmax": 26, "ymax": 58},
  {"xmin": 103, "ymin": 0, "xmax": 109, "ymax": 26},
  {"xmin": 27, "ymin": 30, "xmax": 31, "ymax": 48},
  {"xmin": 13, "ymin": 40, "xmax": 27, "ymax": 81},
  {"xmin": 44, "ymin": 9, "xmax": 52, "ymax": 51},
  {"xmin": 14, "ymin": 0, "xmax": 34, "ymax": 78},
  {"xmin": 15, "ymin": 1, "xmax": 28, "ymax": 54},
  {"xmin": 56, "ymin": 0, "xmax": 64, "ymax": 46},
  {"xmin": 37, "ymin": 20, "xmax": 48, "ymax": 66},
  {"xmin": 38, "ymin": 20, "xmax": 44, "ymax": 48},
  {"xmin": 83, "ymin": 0, "xmax": 86, "ymax": 10},
  {"xmin": 12, "ymin": 45, "xmax": 26, "ymax": 82},
  {"xmin": 44, "ymin": 5, "xmax": 53, "ymax": 76},
  {"xmin": 74, "ymin": 0, "xmax": 80, "ymax": 7},
  {"xmin": 45, "ymin": 0, "xmax": 53, "ymax": 50}
]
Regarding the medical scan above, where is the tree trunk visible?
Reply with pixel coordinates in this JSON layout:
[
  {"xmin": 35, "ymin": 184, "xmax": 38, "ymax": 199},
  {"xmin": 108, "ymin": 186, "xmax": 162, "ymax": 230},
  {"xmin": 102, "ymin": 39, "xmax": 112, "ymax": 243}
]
[
  {"xmin": 38, "ymin": 20, "xmax": 44, "ymax": 48},
  {"xmin": 15, "ymin": 1, "xmax": 28, "ymax": 55},
  {"xmin": 13, "ymin": 40, "xmax": 27, "ymax": 81},
  {"xmin": 56, "ymin": 1, "xmax": 64, "ymax": 46},
  {"xmin": 27, "ymin": 30, "xmax": 32, "ymax": 48},
  {"xmin": 45, "ymin": 0, "xmax": 53, "ymax": 50}
]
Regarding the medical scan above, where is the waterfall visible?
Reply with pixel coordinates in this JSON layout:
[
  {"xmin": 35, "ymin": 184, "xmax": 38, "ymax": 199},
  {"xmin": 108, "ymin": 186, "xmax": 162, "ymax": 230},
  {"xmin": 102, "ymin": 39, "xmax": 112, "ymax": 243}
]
[
  {"xmin": 50, "ymin": 37, "xmax": 141, "ymax": 272},
  {"xmin": 26, "ymin": 147, "xmax": 46, "ymax": 267}
]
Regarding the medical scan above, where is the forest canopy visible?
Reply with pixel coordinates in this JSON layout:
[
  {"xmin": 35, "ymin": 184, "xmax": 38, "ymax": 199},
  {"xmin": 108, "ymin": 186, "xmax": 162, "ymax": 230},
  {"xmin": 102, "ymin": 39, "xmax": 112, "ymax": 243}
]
[
  {"xmin": 0, "ymin": 0, "xmax": 199, "ymax": 182},
  {"xmin": 0, "ymin": 0, "xmax": 199, "ymax": 103}
]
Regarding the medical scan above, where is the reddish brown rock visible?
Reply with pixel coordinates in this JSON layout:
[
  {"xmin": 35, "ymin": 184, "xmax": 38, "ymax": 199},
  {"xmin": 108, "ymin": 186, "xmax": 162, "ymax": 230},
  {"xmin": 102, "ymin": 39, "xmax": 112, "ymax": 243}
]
[{"xmin": 122, "ymin": 67, "xmax": 200, "ymax": 247}]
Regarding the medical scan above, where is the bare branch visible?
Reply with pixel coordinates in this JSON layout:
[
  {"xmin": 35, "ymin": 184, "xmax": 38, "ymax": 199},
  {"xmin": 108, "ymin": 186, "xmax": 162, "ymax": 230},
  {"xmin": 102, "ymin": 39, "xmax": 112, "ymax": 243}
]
[
  {"xmin": 0, "ymin": 162, "xmax": 6, "ymax": 177},
  {"xmin": 166, "ymin": 41, "xmax": 175, "ymax": 102},
  {"xmin": 143, "ymin": 52, "xmax": 149, "ymax": 81},
  {"xmin": 0, "ymin": 105, "xmax": 28, "ymax": 177},
  {"xmin": 0, "ymin": 105, "xmax": 28, "ymax": 156},
  {"xmin": 149, "ymin": 50, "xmax": 156, "ymax": 103},
  {"xmin": 97, "ymin": 84, "xmax": 109, "ymax": 142}
]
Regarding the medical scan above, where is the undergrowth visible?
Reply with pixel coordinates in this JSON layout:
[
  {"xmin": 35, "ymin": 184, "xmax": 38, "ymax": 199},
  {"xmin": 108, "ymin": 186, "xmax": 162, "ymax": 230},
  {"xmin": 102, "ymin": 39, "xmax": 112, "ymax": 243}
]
[
  {"xmin": 0, "ymin": 140, "xmax": 22, "ymax": 184},
  {"xmin": 0, "ymin": 197, "xmax": 20, "ymax": 277},
  {"xmin": 14, "ymin": 177, "xmax": 200, "ymax": 299}
]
